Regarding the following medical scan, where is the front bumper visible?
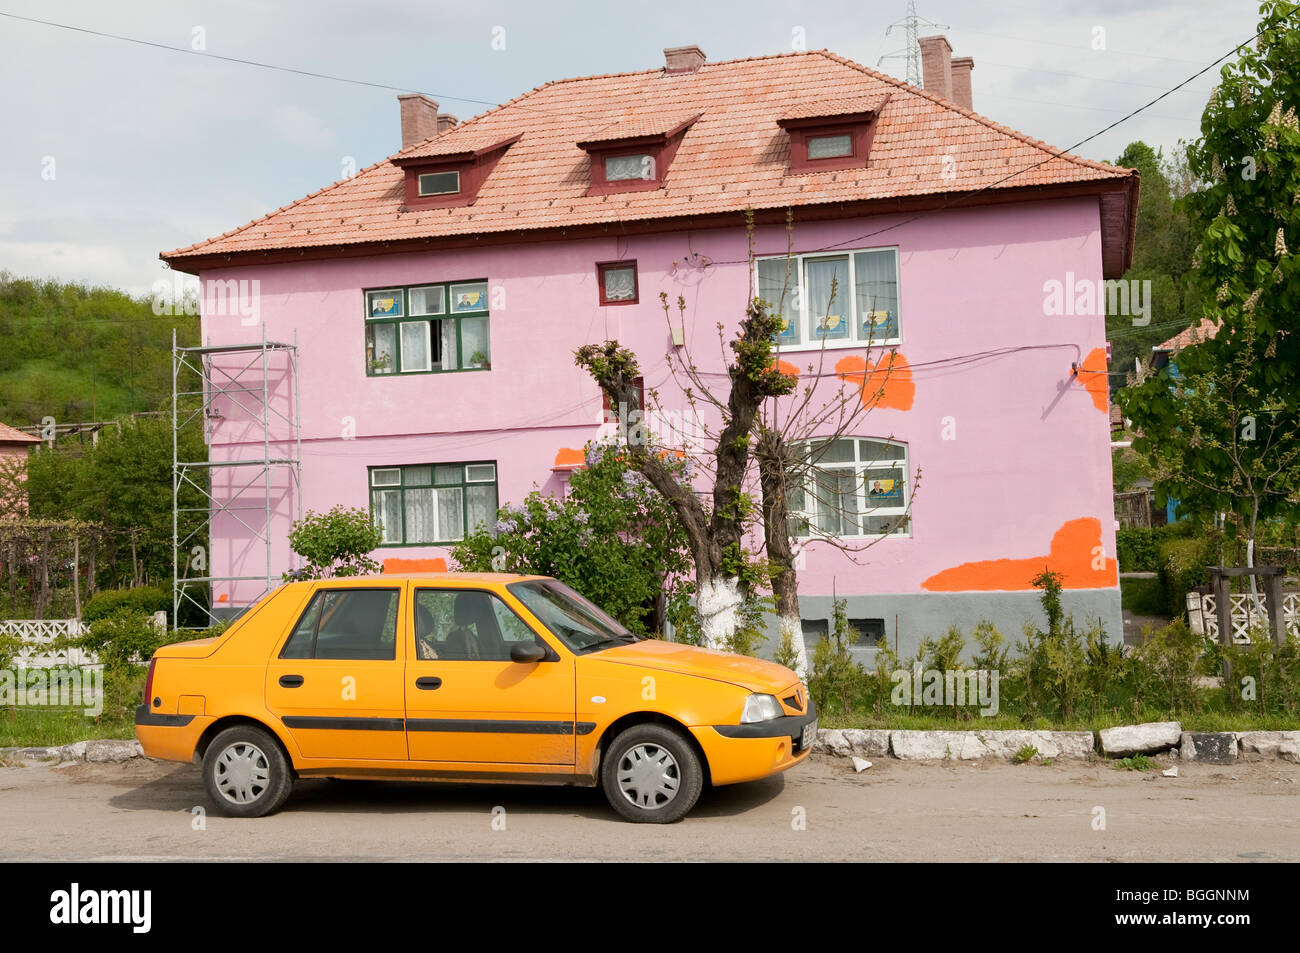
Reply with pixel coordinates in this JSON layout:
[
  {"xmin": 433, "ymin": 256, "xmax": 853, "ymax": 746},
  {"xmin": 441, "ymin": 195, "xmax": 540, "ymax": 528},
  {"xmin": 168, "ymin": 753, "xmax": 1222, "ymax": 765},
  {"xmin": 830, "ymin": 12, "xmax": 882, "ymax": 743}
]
[{"xmin": 691, "ymin": 699, "xmax": 818, "ymax": 786}]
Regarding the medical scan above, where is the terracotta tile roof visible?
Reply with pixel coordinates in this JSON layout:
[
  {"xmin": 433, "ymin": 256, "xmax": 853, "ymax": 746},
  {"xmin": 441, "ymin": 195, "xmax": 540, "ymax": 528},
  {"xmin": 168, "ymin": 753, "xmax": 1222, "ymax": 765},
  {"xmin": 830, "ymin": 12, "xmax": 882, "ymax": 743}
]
[
  {"xmin": 1156, "ymin": 318, "xmax": 1220, "ymax": 352},
  {"xmin": 576, "ymin": 110, "xmax": 703, "ymax": 146},
  {"xmin": 396, "ymin": 127, "xmax": 522, "ymax": 161},
  {"xmin": 162, "ymin": 50, "xmax": 1134, "ymax": 268},
  {"xmin": 779, "ymin": 94, "xmax": 889, "ymax": 121},
  {"xmin": 0, "ymin": 422, "xmax": 41, "ymax": 444}
]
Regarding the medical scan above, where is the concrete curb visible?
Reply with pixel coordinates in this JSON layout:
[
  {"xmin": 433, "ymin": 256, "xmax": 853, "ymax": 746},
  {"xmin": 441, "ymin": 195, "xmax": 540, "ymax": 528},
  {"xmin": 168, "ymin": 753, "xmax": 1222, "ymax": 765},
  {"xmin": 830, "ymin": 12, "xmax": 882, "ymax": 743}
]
[
  {"xmin": 814, "ymin": 726, "xmax": 1300, "ymax": 763},
  {"xmin": 0, "ymin": 739, "xmax": 144, "ymax": 766}
]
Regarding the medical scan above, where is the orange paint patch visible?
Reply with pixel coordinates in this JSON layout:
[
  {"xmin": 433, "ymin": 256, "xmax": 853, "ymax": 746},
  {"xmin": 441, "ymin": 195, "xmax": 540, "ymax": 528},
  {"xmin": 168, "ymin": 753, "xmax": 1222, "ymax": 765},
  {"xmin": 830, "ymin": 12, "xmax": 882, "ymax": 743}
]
[
  {"xmin": 836, "ymin": 352, "xmax": 914, "ymax": 411},
  {"xmin": 553, "ymin": 447, "xmax": 585, "ymax": 469},
  {"xmin": 1078, "ymin": 347, "xmax": 1108, "ymax": 414},
  {"xmin": 383, "ymin": 557, "xmax": 448, "ymax": 573},
  {"xmin": 774, "ymin": 359, "xmax": 800, "ymax": 378},
  {"xmin": 921, "ymin": 517, "xmax": 1117, "ymax": 591}
]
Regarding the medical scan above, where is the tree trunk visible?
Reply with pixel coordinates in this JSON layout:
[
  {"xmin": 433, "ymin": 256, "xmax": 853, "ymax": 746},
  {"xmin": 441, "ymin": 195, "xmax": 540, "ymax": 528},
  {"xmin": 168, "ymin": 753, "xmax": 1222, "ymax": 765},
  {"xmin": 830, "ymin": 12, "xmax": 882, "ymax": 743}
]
[
  {"xmin": 757, "ymin": 429, "xmax": 807, "ymax": 677},
  {"xmin": 72, "ymin": 535, "xmax": 81, "ymax": 620}
]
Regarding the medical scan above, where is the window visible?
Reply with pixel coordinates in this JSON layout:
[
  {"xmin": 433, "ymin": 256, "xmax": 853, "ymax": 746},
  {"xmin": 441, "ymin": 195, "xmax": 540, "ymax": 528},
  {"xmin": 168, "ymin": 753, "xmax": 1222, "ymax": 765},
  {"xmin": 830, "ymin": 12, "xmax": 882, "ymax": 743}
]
[
  {"xmin": 364, "ymin": 281, "xmax": 490, "ymax": 375},
  {"xmin": 280, "ymin": 588, "xmax": 400, "ymax": 660},
  {"xmin": 755, "ymin": 247, "xmax": 900, "ymax": 349},
  {"xmin": 807, "ymin": 133, "xmax": 853, "ymax": 159},
  {"xmin": 370, "ymin": 462, "xmax": 498, "ymax": 545},
  {"xmin": 597, "ymin": 261, "xmax": 638, "ymax": 305},
  {"xmin": 413, "ymin": 588, "xmax": 552, "ymax": 662},
  {"xmin": 604, "ymin": 154, "xmax": 654, "ymax": 182},
  {"xmin": 789, "ymin": 438, "xmax": 909, "ymax": 538},
  {"xmin": 417, "ymin": 171, "xmax": 460, "ymax": 196}
]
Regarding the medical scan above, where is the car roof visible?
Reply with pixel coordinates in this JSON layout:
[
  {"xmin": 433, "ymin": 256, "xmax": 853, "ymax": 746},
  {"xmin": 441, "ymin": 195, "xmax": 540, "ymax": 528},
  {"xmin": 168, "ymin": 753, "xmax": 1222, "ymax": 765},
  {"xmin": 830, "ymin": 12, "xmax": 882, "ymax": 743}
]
[{"xmin": 296, "ymin": 572, "xmax": 550, "ymax": 585}]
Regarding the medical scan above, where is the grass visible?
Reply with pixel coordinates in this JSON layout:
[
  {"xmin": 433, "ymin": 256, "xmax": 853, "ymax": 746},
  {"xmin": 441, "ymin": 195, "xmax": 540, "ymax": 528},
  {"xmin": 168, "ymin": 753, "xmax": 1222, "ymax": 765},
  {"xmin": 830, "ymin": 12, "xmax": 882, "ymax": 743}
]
[
  {"xmin": 0, "ymin": 707, "xmax": 136, "ymax": 748},
  {"xmin": 1114, "ymin": 754, "xmax": 1157, "ymax": 771},
  {"xmin": 821, "ymin": 707, "xmax": 1300, "ymax": 733},
  {"xmin": 1120, "ymin": 576, "xmax": 1168, "ymax": 616}
]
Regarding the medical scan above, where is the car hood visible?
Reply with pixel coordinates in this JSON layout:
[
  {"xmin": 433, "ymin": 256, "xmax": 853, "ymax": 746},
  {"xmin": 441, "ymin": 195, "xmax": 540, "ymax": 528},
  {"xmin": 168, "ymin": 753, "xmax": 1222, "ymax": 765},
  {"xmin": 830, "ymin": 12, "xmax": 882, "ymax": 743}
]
[{"xmin": 593, "ymin": 639, "xmax": 798, "ymax": 693}]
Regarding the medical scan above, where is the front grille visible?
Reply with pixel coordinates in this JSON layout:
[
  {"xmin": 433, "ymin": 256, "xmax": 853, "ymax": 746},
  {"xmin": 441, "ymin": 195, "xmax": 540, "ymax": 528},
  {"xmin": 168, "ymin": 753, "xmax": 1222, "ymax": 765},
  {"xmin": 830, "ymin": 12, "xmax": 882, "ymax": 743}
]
[{"xmin": 783, "ymin": 693, "xmax": 805, "ymax": 713}]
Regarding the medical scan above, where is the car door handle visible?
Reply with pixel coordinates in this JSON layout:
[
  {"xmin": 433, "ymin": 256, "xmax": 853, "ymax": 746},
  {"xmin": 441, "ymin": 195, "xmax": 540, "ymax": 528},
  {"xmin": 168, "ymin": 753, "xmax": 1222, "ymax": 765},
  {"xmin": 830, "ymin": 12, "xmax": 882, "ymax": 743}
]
[
  {"xmin": 279, "ymin": 675, "xmax": 304, "ymax": 688},
  {"xmin": 415, "ymin": 676, "xmax": 442, "ymax": 690}
]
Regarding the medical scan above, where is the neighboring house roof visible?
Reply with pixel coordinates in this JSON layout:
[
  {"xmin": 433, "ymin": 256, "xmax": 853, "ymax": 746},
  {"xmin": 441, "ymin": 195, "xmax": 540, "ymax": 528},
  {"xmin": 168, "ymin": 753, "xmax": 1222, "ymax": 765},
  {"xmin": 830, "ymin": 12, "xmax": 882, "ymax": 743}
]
[
  {"xmin": 161, "ymin": 49, "xmax": 1138, "ymax": 275},
  {"xmin": 0, "ymin": 422, "xmax": 41, "ymax": 445},
  {"xmin": 1154, "ymin": 318, "xmax": 1220, "ymax": 354}
]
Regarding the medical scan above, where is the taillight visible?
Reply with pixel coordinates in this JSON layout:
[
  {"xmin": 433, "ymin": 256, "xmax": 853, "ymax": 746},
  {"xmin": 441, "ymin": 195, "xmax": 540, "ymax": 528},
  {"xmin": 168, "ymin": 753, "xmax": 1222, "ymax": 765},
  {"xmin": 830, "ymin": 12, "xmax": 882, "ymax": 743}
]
[{"xmin": 143, "ymin": 658, "xmax": 157, "ymax": 705}]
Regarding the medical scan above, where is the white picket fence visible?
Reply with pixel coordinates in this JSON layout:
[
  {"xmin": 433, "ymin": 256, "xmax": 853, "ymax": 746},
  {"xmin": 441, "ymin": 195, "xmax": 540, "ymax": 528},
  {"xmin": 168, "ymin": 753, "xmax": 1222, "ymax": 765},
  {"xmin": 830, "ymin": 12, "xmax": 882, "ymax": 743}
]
[
  {"xmin": 0, "ymin": 619, "xmax": 93, "ymax": 668},
  {"xmin": 1188, "ymin": 591, "xmax": 1300, "ymax": 643}
]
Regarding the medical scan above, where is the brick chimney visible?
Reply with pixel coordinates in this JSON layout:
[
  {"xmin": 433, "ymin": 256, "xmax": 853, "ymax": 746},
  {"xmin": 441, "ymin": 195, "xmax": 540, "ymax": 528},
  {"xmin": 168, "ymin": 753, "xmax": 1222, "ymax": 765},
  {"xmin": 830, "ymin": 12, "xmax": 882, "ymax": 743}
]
[
  {"xmin": 950, "ymin": 56, "xmax": 975, "ymax": 110},
  {"xmin": 436, "ymin": 113, "xmax": 460, "ymax": 134},
  {"xmin": 919, "ymin": 35, "xmax": 952, "ymax": 101},
  {"xmin": 664, "ymin": 45, "xmax": 706, "ymax": 75},
  {"xmin": 398, "ymin": 93, "xmax": 439, "ymax": 149}
]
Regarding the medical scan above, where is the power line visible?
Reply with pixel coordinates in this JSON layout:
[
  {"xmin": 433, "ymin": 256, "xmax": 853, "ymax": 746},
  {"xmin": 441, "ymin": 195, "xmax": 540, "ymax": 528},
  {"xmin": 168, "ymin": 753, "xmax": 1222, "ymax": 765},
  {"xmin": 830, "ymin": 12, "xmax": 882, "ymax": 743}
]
[{"xmin": 707, "ymin": 13, "xmax": 1283, "ymax": 269}]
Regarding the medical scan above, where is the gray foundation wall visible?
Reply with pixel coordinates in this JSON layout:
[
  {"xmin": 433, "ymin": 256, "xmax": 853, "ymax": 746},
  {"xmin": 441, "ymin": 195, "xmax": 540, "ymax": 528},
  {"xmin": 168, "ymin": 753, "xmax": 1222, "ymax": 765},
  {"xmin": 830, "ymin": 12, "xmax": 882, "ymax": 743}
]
[{"xmin": 759, "ymin": 588, "xmax": 1123, "ymax": 664}]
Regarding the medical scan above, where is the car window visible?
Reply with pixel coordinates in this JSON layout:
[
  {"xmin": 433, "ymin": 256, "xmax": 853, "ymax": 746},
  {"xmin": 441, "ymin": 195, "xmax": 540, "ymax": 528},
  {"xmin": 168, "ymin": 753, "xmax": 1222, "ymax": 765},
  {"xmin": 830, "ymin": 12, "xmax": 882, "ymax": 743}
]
[
  {"xmin": 507, "ymin": 579, "xmax": 636, "ymax": 652},
  {"xmin": 280, "ymin": 589, "xmax": 400, "ymax": 660},
  {"xmin": 413, "ymin": 588, "xmax": 548, "ymax": 662}
]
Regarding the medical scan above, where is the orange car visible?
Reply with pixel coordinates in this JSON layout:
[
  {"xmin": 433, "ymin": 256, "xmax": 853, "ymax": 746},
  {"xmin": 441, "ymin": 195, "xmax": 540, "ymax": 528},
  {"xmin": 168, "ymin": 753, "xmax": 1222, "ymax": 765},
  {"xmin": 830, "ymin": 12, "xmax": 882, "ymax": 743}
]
[{"xmin": 136, "ymin": 574, "xmax": 816, "ymax": 823}]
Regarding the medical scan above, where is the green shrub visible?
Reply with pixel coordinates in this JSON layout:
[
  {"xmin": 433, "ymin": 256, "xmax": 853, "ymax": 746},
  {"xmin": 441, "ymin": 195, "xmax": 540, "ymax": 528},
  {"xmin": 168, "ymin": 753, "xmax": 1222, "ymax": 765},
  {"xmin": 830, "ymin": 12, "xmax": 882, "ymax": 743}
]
[
  {"xmin": 82, "ymin": 585, "xmax": 170, "ymax": 624},
  {"xmin": 1121, "ymin": 576, "xmax": 1166, "ymax": 615},
  {"xmin": 1126, "ymin": 620, "xmax": 1203, "ymax": 716},
  {"xmin": 808, "ymin": 599, "xmax": 867, "ymax": 718},
  {"xmin": 1157, "ymin": 534, "xmax": 1216, "ymax": 617},
  {"xmin": 284, "ymin": 505, "xmax": 384, "ymax": 580},
  {"xmin": 1222, "ymin": 627, "xmax": 1300, "ymax": 717},
  {"xmin": 1116, "ymin": 528, "xmax": 1161, "ymax": 572},
  {"xmin": 74, "ymin": 612, "xmax": 183, "ymax": 668},
  {"xmin": 1114, "ymin": 754, "xmax": 1156, "ymax": 771}
]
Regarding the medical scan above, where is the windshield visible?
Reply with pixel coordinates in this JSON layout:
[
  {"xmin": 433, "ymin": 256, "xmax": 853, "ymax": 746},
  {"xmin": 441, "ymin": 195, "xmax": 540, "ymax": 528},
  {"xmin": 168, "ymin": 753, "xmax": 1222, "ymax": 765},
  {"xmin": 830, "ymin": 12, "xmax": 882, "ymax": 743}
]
[{"xmin": 508, "ymin": 580, "xmax": 638, "ymax": 653}]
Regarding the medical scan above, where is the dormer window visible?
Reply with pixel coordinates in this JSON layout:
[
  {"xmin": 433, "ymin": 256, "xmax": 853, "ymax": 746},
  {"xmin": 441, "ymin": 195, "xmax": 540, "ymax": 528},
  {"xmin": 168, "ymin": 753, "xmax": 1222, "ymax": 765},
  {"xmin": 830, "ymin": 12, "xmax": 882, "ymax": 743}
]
[
  {"xmin": 417, "ymin": 171, "xmax": 460, "ymax": 196},
  {"xmin": 777, "ymin": 94, "xmax": 889, "ymax": 174},
  {"xmin": 395, "ymin": 131, "xmax": 520, "ymax": 209},
  {"xmin": 807, "ymin": 134, "xmax": 852, "ymax": 159},
  {"xmin": 579, "ymin": 112, "xmax": 701, "ymax": 196},
  {"xmin": 605, "ymin": 154, "xmax": 654, "ymax": 182}
]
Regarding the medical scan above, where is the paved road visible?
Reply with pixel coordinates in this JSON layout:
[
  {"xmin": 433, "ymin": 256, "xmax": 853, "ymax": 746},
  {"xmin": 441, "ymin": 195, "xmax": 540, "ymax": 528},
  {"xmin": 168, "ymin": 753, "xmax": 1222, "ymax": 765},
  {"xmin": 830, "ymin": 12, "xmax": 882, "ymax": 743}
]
[{"xmin": 2, "ymin": 755, "xmax": 1297, "ymax": 862}]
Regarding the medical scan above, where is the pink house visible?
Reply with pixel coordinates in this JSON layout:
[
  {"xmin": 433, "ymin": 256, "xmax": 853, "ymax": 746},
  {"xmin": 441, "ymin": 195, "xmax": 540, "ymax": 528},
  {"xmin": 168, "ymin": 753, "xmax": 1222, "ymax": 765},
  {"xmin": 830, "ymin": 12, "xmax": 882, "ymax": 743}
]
[{"xmin": 162, "ymin": 42, "xmax": 1137, "ymax": 655}]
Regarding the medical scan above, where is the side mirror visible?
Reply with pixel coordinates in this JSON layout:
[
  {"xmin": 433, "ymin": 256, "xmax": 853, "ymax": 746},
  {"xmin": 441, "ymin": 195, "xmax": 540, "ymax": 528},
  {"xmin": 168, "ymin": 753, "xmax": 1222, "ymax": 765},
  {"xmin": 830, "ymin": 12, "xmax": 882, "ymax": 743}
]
[{"xmin": 510, "ymin": 642, "xmax": 547, "ymax": 664}]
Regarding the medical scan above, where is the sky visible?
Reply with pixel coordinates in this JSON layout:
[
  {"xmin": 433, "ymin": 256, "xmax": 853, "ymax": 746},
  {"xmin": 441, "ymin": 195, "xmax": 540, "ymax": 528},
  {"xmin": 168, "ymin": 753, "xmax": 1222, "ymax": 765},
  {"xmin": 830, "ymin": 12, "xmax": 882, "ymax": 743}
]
[{"xmin": 0, "ymin": 0, "xmax": 1267, "ymax": 297}]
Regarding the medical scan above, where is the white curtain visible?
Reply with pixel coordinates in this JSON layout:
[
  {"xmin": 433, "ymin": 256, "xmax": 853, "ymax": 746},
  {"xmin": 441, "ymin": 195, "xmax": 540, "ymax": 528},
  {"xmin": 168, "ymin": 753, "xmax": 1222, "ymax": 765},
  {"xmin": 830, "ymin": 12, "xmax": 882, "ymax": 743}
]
[
  {"xmin": 404, "ymin": 487, "xmax": 435, "ymax": 543},
  {"xmin": 805, "ymin": 257, "xmax": 849, "ymax": 340}
]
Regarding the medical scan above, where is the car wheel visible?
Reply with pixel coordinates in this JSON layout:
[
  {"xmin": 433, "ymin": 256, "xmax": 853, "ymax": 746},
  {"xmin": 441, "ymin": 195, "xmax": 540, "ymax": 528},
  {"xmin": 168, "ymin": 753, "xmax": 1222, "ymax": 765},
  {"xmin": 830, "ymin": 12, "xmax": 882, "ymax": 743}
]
[
  {"xmin": 601, "ymin": 723, "xmax": 703, "ymax": 824},
  {"xmin": 202, "ymin": 725, "xmax": 294, "ymax": 818}
]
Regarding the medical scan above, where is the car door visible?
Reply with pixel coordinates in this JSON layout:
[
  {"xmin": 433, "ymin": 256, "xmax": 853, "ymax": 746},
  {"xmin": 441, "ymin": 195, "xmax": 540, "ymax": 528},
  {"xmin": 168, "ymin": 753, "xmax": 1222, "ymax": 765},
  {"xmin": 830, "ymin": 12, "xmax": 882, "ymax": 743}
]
[
  {"xmin": 265, "ymin": 584, "xmax": 408, "ymax": 761},
  {"xmin": 405, "ymin": 586, "xmax": 576, "ymax": 765}
]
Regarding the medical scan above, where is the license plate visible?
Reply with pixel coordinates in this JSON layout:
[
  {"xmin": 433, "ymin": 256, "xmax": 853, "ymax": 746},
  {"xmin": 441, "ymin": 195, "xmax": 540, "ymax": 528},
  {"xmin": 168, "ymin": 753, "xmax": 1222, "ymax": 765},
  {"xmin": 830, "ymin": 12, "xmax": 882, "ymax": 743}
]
[{"xmin": 800, "ymin": 719, "xmax": 817, "ymax": 750}]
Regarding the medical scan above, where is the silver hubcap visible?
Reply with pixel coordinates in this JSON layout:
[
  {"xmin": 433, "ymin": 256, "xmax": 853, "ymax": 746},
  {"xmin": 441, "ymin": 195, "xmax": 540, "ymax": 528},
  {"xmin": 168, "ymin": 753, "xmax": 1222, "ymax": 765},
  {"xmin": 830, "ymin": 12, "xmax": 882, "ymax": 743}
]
[
  {"xmin": 616, "ymin": 743, "xmax": 680, "ymax": 810},
  {"xmin": 214, "ymin": 741, "xmax": 272, "ymax": 805}
]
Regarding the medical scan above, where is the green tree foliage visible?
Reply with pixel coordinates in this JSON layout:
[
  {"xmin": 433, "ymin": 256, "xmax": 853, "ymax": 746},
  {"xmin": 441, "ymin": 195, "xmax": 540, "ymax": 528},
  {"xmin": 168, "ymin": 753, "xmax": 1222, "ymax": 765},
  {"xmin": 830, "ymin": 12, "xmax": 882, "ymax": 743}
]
[
  {"xmin": 1106, "ymin": 141, "xmax": 1206, "ymax": 381},
  {"xmin": 25, "ymin": 416, "xmax": 207, "ymax": 588},
  {"xmin": 284, "ymin": 505, "xmax": 384, "ymax": 580},
  {"xmin": 1121, "ymin": 2, "xmax": 1300, "ymax": 551},
  {"xmin": 452, "ymin": 443, "xmax": 692, "ymax": 637},
  {"xmin": 0, "ymin": 273, "xmax": 198, "ymax": 424}
]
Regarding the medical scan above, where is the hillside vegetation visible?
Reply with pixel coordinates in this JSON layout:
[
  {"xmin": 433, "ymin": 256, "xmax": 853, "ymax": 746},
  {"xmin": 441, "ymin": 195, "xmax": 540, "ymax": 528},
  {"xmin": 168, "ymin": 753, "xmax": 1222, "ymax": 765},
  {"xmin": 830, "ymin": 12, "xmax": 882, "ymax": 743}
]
[{"xmin": 0, "ymin": 273, "xmax": 198, "ymax": 425}]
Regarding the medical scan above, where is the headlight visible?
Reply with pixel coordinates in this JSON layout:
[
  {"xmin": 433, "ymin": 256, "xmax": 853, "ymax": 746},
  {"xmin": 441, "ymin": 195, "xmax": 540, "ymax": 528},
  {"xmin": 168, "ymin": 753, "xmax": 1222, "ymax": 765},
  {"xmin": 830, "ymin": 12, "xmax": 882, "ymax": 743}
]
[{"xmin": 740, "ymin": 693, "xmax": 784, "ymax": 723}]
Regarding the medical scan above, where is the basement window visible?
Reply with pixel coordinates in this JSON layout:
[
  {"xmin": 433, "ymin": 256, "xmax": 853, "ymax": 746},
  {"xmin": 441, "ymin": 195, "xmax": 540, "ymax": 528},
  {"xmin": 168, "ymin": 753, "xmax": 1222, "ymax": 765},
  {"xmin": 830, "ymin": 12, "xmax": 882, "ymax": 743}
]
[{"xmin": 417, "ymin": 171, "xmax": 460, "ymax": 196}]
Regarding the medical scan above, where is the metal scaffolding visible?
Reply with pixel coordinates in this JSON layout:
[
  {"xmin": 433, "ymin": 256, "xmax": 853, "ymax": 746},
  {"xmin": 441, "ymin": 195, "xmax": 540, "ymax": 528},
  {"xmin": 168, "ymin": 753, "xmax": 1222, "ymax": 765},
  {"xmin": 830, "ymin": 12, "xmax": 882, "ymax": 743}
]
[{"xmin": 173, "ymin": 328, "xmax": 301, "ymax": 626}]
